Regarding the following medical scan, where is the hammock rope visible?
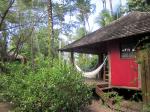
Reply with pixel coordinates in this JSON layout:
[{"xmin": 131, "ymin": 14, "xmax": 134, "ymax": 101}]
[{"xmin": 75, "ymin": 56, "xmax": 108, "ymax": 78}]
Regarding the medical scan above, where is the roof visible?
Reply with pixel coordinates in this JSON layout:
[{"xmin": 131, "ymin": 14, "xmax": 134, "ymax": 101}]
[{"xmin": 60, "ymin": 12, "xmax": 150, "ymax": 54}]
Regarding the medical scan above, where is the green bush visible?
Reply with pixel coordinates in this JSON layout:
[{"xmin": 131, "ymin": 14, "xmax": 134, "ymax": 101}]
[
  {"xmin": 0, "ymin": 60, "xmax": 92, "ymax": 112},
  {"xmin": 143, "ymin": 104, "xmax": 150, "ymax": 112},
  {"xmin": 104, "ymin": 91, "xmax": 123, "ymax": 105}
]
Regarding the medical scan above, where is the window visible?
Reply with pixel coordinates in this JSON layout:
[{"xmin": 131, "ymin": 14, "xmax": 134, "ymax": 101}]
[{"xmin": 120, "ymin": 42, "xmax": 136, "ymax": 58}]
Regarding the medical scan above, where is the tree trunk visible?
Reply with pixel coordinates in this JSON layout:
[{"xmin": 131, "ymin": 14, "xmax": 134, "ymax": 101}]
[
  {"xmin": 109, "ymin": 0, "xmax": 113, "ymax": 15},
  {"xmin": 47, "ymin": 0, "xmax": 55, "ymax": 59},
  {"xmin": 83, "ymin": 14, "xmax": 87, "ymax": 35},
  {"xmin": 30, "ymin": 28, "xmax": 35, "ymax": 71},
  {"xmin": 138, "ymin": 49, "xmax": 150, "ymax": 104},
  {"xmin": 120, "ymin": 0, "xmax": 122, "ymax": 7},
  {"xmin": 0, "ymin": 31, "xmax": 8, "ymax": 73},
  {"xmin": 70, "ymin": 52, "xmax": 74, "ymax": 66},
  {"xmin": 0, "ymin": 0, "xmax": 15, "ymax": 71},
  {"xmin": 0, "ymin": 0, "xmax": 15, "ymax": 30},
  {"xmin": 102, "ymin": 0, "xmax": 106, "ymax": 10}
]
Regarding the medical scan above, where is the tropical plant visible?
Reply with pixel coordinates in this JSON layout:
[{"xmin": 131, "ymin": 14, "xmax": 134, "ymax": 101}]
[
  {"xmin": 75, "ymin": 0, "xmax": 95, "ymax": 32},
  {"xmin": 96, "ymin": 9, "xmax": 114, "ymax": 27}
]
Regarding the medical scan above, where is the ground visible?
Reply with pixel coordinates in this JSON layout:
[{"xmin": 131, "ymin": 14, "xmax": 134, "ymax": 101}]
[
  {"xmin": 83, "ymin": 100, "xmax": 112, "ymax": 112},
  {"xmin": 0, "ymin": 100, "xmax": 142, "ymax": 112},
  {"xmin": 0, "ymin": 100, "xmax": 112, "ymax": 112},
  {"xmin": 0, "ymin": 102, "xmax": 13, "ymax": 112},
  {"xmin": 83, "ymin": 97, "xmax": 143, "ymax": 112}
]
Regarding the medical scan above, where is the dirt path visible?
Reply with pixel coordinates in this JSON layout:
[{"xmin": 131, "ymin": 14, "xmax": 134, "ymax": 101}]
[
  {"xmin": 84, "ymin": 99, "xmax": 143, "ymax": 112},
  {"xmin": 0, "ymin": 103, "xmax": 13, "ymax": 112},
  {"xmin": 83, "ymin": 100, "xmax": 113, "ymax": 112},
  {"xmin": 0, "ymin": 101, "xmax": 113, "ymax": 112}
]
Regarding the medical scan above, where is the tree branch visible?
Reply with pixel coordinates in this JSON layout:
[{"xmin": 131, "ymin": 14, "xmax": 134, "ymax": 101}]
[{"xmin": 0, "ymin": 0, "xmax": 15, "ymax": 30}]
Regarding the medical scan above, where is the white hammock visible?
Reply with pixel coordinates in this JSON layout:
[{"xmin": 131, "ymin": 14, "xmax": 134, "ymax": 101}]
[{"xmin": 75, "ymin": 56, "xmax": 108, "ymax": 78}]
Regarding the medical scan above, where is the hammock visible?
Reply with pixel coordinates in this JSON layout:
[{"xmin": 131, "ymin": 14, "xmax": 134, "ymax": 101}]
[{"xmin": 75, "ymin": 56, "xmax": 108, "ymax": 78}]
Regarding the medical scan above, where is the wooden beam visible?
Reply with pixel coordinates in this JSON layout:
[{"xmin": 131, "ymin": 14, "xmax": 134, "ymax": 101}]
[{"xmin": 111, "ymin": 86, "xmax": 141, "ymax": 90}]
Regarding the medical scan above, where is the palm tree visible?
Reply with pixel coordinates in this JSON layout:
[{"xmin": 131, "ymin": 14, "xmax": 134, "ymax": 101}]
[
  {"xmin": 75, "ymin": 0, "xmax": 95, "ymax": 34},
  {"xmin": 96, "ymin": 9, "xmax": 113, "ymax": 27},
  {"xmin": 96, "ymin": 0, "xmax": 125, "ymax": 27},
  {"xmin": 47, "ymin": 0, "xmax": 55, "ymax": 59}
]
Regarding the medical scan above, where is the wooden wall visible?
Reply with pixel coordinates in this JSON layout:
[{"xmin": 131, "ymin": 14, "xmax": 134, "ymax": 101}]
[{"xmin": 109, "ymin": 40, "xmax": 139, "ymax": 89}]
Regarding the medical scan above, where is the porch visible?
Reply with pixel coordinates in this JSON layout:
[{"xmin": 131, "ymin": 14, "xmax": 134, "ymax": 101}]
[{"xmin": 84, "ymin": 78, "xmax": 108, "ymax": 87}]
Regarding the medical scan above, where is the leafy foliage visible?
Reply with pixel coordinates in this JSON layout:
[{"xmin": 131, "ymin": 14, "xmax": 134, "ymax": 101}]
[
  {"xmin": 104, "ymin": 91, "xmax": 123, "ymax": 110},
  {"xmin": 77, "ymin": 54, "xmax": 98, "ymax": 72},
  {"xmin": 75, "ymin": 0, "xmax": 95, "ymax": 30},
  {"xmin": 96, "ymin": 9, "xmax": 114, "ymax": 27},
  {"xmin": 143, "ymin": 104, "xmax": 150, "ymax": 112},
  {"xmin": 104, "ymin": 91, "xmax": 123, "ymax": 104},
  {"xmin": 127, "ymin": 0, "xmax": 150, "ymax": 12},
  {"xmin": 0, "ymin": 60, "xmax": 92, "ymax": 112}
]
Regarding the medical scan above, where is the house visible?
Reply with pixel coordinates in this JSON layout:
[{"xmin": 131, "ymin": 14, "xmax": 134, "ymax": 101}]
[{"xmin": 60, "ymin": 12, "xmax": 150, "ymax": 90}]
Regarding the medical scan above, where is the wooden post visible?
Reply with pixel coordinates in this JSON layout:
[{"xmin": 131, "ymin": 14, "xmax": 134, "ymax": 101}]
[
  {"xmin": 103, "ymin": 61, "xmax": 106, "ymax": 81},
  {"xmin": 98, "ymin": 54, "xmax": 103, "ymax": 80},
  {"xmin": 139, "ymin": 49, "xmax": 150, "ymax": 104},
  {"xmin": 146, "ymin": 50, "xmax": 150, "ymax": 103},
  {"xmin": 70, "ymin": 52, "xmax": 74, "ymax": 66},
  {"xmin": 108, "ymin": 52, "xmax": 111, "ymax": 87},
  {"xmin": 141, "ymin": 58, "xmax": 147, "ymax": 104}
]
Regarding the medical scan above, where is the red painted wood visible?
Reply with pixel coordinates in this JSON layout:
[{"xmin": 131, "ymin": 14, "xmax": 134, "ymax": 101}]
[{"xmin": 109, "ymin": 40, "xmax": 139, "ymax": 88}]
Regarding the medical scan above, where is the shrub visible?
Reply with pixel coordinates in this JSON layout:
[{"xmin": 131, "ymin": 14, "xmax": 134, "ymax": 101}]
[
  {"xmin": 104, "ymin": 91, "xmax": 123, "ymax": 107},
  {"xmin": 0, "ymin": 60, "xmax": 92, "ymax": 112},
  {"xmin": 143, "ymin": 104, "xmax": 150, "ymax": 112}
]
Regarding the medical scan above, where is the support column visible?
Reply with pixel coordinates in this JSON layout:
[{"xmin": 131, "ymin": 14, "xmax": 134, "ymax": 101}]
[
  {"xmin": 140, "ymin": 50, "xmax": 150, "ymax": 104},
  {"xmin": 70, "ymin": 52, "xmax": 74, "ymax": 66},
  {"xmin": 98, "ymin": 54, "xmax": 103, "ymax": 80}
]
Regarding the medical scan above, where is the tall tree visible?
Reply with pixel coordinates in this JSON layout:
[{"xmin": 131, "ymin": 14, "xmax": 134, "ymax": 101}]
[
  {"xmin": 96, "ymin": 9, "xmax": 113, "ymax": 27},
  {"xmin": 0, "ymin": 0, "xmax": 15, "ymax": 65},
  {"xmin": 75, "ymin": 0, "xmax": 95, "ymax": 33},
  {"xmin": 0, "ymin": 0, "xmax": 15, "ymax": 30},
  {"xmin": 109, "ymin": 0, "xmax": 113, "ymax": 15},
  {"xmin": 101, "ymin": 0, "xmax": 106, "ymax": 10},
  {"xmin": 96, "ymin": 1, "xmax": 124, "ymax": 27},
  {"xmin": 47, "ymin": 0, "xmax": 55, "ymax": 59}
]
